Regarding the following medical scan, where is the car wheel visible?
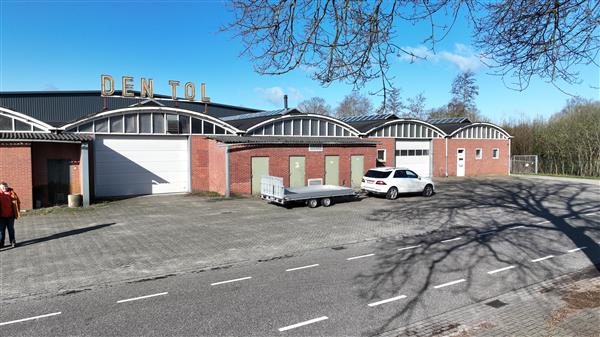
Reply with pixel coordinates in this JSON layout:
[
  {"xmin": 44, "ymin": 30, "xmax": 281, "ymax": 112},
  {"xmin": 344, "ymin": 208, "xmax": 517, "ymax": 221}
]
[
  {"xmin": 308, "ymin": 199, "xmax": 319, "ymax": 208},
  {"xmin": 422, "ymin": 184, "xmax": 434, "ymax": 197},
  {"xmin": 321, "ymin": 198, "xmax": 332, "ymax": 207},
  {"xmin": 386, "ymin": 187, "xmax": 398, "ymax": 200}
]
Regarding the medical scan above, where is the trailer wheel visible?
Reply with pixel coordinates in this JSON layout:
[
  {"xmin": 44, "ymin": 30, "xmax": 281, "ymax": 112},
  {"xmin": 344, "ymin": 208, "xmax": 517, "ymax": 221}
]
[
  {"xmin": 308, "ymin": 199, "xmax": 319, "ymax": 208},
  {"xmin": 321, "ymin": 198, "xmax": 332, "ymax": 207}
]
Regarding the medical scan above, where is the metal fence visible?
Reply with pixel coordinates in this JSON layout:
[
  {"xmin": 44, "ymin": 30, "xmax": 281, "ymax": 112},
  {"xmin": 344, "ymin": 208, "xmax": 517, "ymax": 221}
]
[{"xmin": 511, "ymin": 155, "xmax": 538, "ymax": 174}]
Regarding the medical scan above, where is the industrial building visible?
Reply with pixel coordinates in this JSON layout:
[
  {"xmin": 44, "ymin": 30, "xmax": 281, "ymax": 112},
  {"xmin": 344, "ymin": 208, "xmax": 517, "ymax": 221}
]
[{"xmin": 0, "ymin": 91, "xmax": 511, "ymax": 209}]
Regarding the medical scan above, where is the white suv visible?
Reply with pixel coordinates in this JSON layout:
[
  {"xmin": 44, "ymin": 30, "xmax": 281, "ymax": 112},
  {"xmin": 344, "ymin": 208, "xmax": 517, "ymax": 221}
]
[{"xmin": 361, "ymin": 167, "xmax": 435, "ymax": 199}]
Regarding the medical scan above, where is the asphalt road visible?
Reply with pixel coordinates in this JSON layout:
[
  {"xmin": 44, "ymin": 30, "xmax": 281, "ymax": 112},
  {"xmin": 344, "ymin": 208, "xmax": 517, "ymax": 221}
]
[{"xmin": 2, "ymin": 211, "xmax": 599, "ymax": 337}]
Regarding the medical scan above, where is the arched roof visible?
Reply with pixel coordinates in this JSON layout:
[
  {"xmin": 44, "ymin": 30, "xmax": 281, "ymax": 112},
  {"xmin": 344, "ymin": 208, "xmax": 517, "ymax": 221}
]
[
  {"xmin": 365, "ymin": 119, "xmax": 447, "ymax": 137},
  {"xmin": 449, "ymin": 122, "xmax": 512, "ymax": 139},
  {"xmin": 0, "ymin": 107, "xmax": 55, "ymax": 132},
  {"xmin": 61, "ymin": 106, "xmax": 241, "ymax": 134},
  {"xmin": 246, "ymin": 113, "xmax": 361, "ymax": 136}
]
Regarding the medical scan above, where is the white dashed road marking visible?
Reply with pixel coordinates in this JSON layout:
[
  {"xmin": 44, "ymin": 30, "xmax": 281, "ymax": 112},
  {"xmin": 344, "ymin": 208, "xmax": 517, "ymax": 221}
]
[
  {"xmin": 368, "ymin": 295, "xmax": 407, "ymax": 307},
  {"xmin": 278, "ymin": 316, "xmax": 329, "ymax": 332},
  {"xmin": 509, "ymin": 226, "xmax": 525, "ymax": 230},
  {"xmin": 347, "ymin": 254, "xmax": 375, "ymax": 261},
  {"xmin": 398, "ymin": 245, "xmax": 421, "ymax": 251},
  {"xmin": 487, "ymin": 266, "xmax": 516, "ymax": 275},
  {"xmin": 567, "ymin": 247, "xmax": 587, "ymax": 253},
  {"xmin": 434, "ymin": 279, "xmax": 466, "ymax": 289},
  {"xmin": 117, "ymin": 292, "xmax": 168, "ymax": 303},
  {"xmin": 211, "ymin": 277, "xmax": 252, "ymax": 286},
  {"xmin": 0, "ymin": 312, "xmax": 62, "ymax": 326},
  {"xmin": 531, "ymin": 255, "xmax": 554, "ymax": 262},
  {"xmin": 286, "ymin": 264, "xmax": 319, "ymax": 272},
  {"xmin": 441, "ymin": 237, "xmax": 462, "ymax": 243}
]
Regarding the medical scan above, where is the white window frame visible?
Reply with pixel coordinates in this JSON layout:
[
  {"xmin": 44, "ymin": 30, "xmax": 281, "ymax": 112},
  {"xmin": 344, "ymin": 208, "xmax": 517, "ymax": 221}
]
[
  {"xmin": 475, "ymin": 148, "xmax": 483, "ymax": 160},
  {"xmin": 377, "ymin": 149, "xmax": 386, "ymax": 162},
  {"xmin": 492, "ymin": 148, "xmax": 500, "ymax": 159}
]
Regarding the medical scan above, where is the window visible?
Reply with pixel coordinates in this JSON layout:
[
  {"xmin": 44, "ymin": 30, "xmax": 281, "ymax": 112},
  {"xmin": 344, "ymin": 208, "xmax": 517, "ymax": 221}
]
[
  {"xmin": 475, "ymin": 148, "xmax": 482, "ymax": 160},
  {"xmin": 14, "ymin": 120, "xmax": 31, "ymax": 131},
  {"xmin": 166, "ymin": 114, "xmax": 179, "ymax": 134},
  {"xmin": 393, "ymin": 170, "xmax": 407, "ymax": 178},
  {"xmin": 139, "ymin": 113, "xmax": 152, "ymax": 133},
  {"xmin": 125, "ymin": 115, "xmax": 137, "ymax": 133},
  {"xmin": 110, "ymin": 116, "xmax": 123, "ymax": 133},
  {"xmin": 493, "ymin": 148, "xmax": 499, "ymax": 159},
  {"xmin": 377, "ymin": 149, "xmax": 386, "ymax": 162},
  {"xmin": 153, "ymin": 113, "xmax": 165, "ymax": 133},
  {"xmin": 0, "ymin": 115, "xmax": 11, "ymax": 130},
  {"xmin": 406, "ymin": 170, "xmax": 418, "ymax": 178},
  {"xmin": 400, "ymin": 150, "xmax": 408, "ymax": 156},
  {"xmin": 365, "ymin": 170, "xmax": 391, "ymax": 178},
  {"xmin": 408, "ymin": 149, "xmax": 415, "ymax": 156},
  {"xmin": 94, "ymin": 118, "xmax": 108, "ymax": 133}
]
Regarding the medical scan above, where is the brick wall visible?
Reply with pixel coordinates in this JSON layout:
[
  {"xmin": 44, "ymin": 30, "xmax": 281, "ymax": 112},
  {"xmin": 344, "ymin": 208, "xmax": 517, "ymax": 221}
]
[
  {"xmin": 432, "ymin": 138, "xmax": 447, "ymax": 177},
  {"xmin": 31, "ymin": 142, "xmax": 82, "ymax": 207},
  {"xmin": 190, "ymin": 137, "xmax": 377, "ymax": 195},
  {"xmin": 371, "ymin": 137, "xmax": 396, "ymax": 167},
  {"xmin": 228, "ymin": 144, "xmax": 377, "ymax": 194},
  {"xmin": 190, "ymin": 136, "xmax": 226, "ymax": 195},
  {"xmin": 446, "ymin": 139, "xmax": 510, "ymax": 176},
  {"xmin": 0, "ymin": 143, "xmax": 33, "ymax": 209}
]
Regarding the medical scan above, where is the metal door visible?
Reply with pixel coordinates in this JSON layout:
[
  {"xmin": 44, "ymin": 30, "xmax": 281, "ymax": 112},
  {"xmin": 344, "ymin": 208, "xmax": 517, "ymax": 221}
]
[
  {"xmin": 457, "ymin": 148, "xmax": 466, "ymax": 176},
  {"xmin": 251, "ymin": 157, "xmax": 270, "ymax": 195},
  {"xmin": 289, "ymin": 156, "xmax": 305, "ymax": 187},
  {"xmin": 350, "ymin": 155, "xmax": 364, "ymax": 189},
  {"xmin": 47, "ymin": 159, "xmax": 70, "ymax": 205},
  {"xmin": 325, "ymin": 156, "xmax": 339, "ymax": 186}
]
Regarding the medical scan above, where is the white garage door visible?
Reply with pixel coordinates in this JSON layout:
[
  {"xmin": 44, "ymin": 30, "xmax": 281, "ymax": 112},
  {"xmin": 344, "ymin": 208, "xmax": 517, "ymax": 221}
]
[
  {"xmin": 395, "ymin": 140, "xmax": 432, "ymax": 177},
  {"xmin": 94, "ymin": 136, "xmax": 190, "ymax": 197}
]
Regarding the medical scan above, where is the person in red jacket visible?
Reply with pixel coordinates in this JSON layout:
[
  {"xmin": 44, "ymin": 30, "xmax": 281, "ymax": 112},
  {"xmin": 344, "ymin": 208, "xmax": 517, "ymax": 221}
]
[{"xmin": 0, "ymin": 181, "xmax": 20, "ymax": 249}]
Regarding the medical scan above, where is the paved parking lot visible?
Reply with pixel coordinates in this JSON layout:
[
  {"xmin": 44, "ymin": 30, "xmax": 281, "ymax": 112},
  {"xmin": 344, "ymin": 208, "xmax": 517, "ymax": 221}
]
[{"xmin": 0, "ymin": 176, "xmax": 598, "ymax": 302}]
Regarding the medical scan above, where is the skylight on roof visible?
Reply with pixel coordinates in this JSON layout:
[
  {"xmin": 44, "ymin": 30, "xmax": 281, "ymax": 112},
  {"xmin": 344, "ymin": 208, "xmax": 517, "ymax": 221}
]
[
  {"xmin": 222, "ymin": 109, "xmax": 286, "ymax": 121},
  {"xmin": 341, "ymin": 113, "xmax": 396, "ymax": 123},
  {"xmin": 428, "ymin": 117, "xmax": 471, "ymax": 124}
]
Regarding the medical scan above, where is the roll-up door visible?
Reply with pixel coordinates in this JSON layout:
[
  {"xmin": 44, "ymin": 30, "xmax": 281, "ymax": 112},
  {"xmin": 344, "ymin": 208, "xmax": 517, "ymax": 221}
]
[
  {"xmin": 94, "ymin": 136, "xmax": 190, "ymax": 197},
  {"xmin": 395, "ymin": 140, "xmax": 432, "ymax": 177}
]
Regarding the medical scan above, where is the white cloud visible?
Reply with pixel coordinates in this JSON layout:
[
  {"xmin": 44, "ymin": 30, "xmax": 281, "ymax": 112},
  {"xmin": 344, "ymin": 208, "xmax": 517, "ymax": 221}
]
[
  {"xmin": 400, "ymin": 43, "xmax": 486, "ymax": 72},
  {"xmin": 254, "ymin": 86, "xmax": 304, "ymax": 107},
  {"xmin": 44, "ymin": 83, "xmax": 59, "ymax": 91}
]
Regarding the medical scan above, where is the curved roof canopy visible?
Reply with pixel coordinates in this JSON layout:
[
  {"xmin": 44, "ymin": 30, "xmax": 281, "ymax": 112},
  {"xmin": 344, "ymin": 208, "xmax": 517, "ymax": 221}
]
[
  {"xmin": 0, "ymin": 107, "xmax": 54, "ymax": 132},
  {"xmin": 245, "ymin": 112, "xmax": 361, "ymax": 137},
  {"xmin": 365, "ymin": 119, "xmax": 446, "ymax": 138},
  {"xmin": 62, "ymin": 106, "xmax": 241, "ymax": 135},
  {"xmin": 450, "ymin": 122, "xmax": 512, "ymax": 139}
]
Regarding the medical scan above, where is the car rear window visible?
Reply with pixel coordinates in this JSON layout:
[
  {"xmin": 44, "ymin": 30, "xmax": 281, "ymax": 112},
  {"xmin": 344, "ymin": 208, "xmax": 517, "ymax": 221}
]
[{"xmin": 364, "ymin": 170, "xmax": 391, "ymax": 178}]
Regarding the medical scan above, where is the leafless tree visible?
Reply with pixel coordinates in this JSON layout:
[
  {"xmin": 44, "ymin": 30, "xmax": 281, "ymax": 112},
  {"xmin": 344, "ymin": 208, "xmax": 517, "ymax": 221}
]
[
  {"xmin": 376, "ymin": 87, "xmax": 403, "ymax": 115},
  {"xmin": 225, "ymin": 0, "xmax": 599, "ymax": 101},
  {"xmin": 335, "ymin": 91, "xmax": 373, "ymax": 118},
  {"xmin": 298, "ymin": 96, "xmax": 332, "ymax": 115},
  {"xmin": 450, "ymin": 70, "xmax": 479, "ymax": 113},
  {"xmin": 404, "ymin": 92, "xmax": 427, "ymax": 120},
  {"xmin": 474, "ymin": 1, "xmax": 600, "ymax": 90}
]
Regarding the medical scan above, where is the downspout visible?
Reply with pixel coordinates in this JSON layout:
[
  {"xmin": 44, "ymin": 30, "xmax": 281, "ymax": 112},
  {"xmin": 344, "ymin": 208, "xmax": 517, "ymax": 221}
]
[
  {"xmin": 508, "ymin": 138, "xmax": 512, "ymax": 175},
  {"xmin": 225, "ymin": 144, "xmax": 230, "ymax": 198},
  {"xmin": 445, "ymin": 137, "xmax": 448, "ymax": 177}
]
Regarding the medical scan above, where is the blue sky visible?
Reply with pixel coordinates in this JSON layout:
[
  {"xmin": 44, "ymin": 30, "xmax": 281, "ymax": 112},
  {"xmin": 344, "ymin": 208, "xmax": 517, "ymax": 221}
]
[{"xmin": 1, "ymin": 1, "xmax": 598, "ymax": 124}]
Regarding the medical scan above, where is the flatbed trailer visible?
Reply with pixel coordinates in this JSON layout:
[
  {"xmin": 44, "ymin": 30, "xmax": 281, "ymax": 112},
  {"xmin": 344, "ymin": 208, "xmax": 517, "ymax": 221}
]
[{"xmin": 260, "ymin": 176, "xmax": 357, "ymax": 208}]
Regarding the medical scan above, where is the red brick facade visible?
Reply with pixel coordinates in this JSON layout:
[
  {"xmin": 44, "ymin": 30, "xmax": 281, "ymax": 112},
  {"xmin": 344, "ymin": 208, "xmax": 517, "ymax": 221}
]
[
  {"xmin": 371, "ymin": 137, "xmax": 396, "ymax": 167},
  {"xmin": 0, "ymin": 143, "xmax": 33, "ymax": 209},
  {"xmin": 446, "ymin": 139, "xmax": 510, "ymax": 176},
  {"xmin": 190, "ymin": 137, "xmax": 377, "ymax": 195},
  {"xmin": 432, "ymin": 138, "xmax": 447, "ymax": 177}
]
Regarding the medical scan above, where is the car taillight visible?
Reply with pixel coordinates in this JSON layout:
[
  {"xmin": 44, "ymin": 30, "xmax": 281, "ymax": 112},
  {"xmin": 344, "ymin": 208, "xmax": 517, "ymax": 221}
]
[
  {"xmin": 376, "ymin": 180, "xmax": 386, "ymax": 185},
  {"xmin": 361, "ymin": 178, "xmax": 365, "ymax": 182}
]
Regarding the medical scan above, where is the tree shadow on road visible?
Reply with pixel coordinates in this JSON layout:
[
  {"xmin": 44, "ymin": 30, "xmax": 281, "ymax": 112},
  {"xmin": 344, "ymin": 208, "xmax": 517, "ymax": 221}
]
[{"xmin": 354, "ymin": 177, "xmax": 600, "ymax": 335}]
